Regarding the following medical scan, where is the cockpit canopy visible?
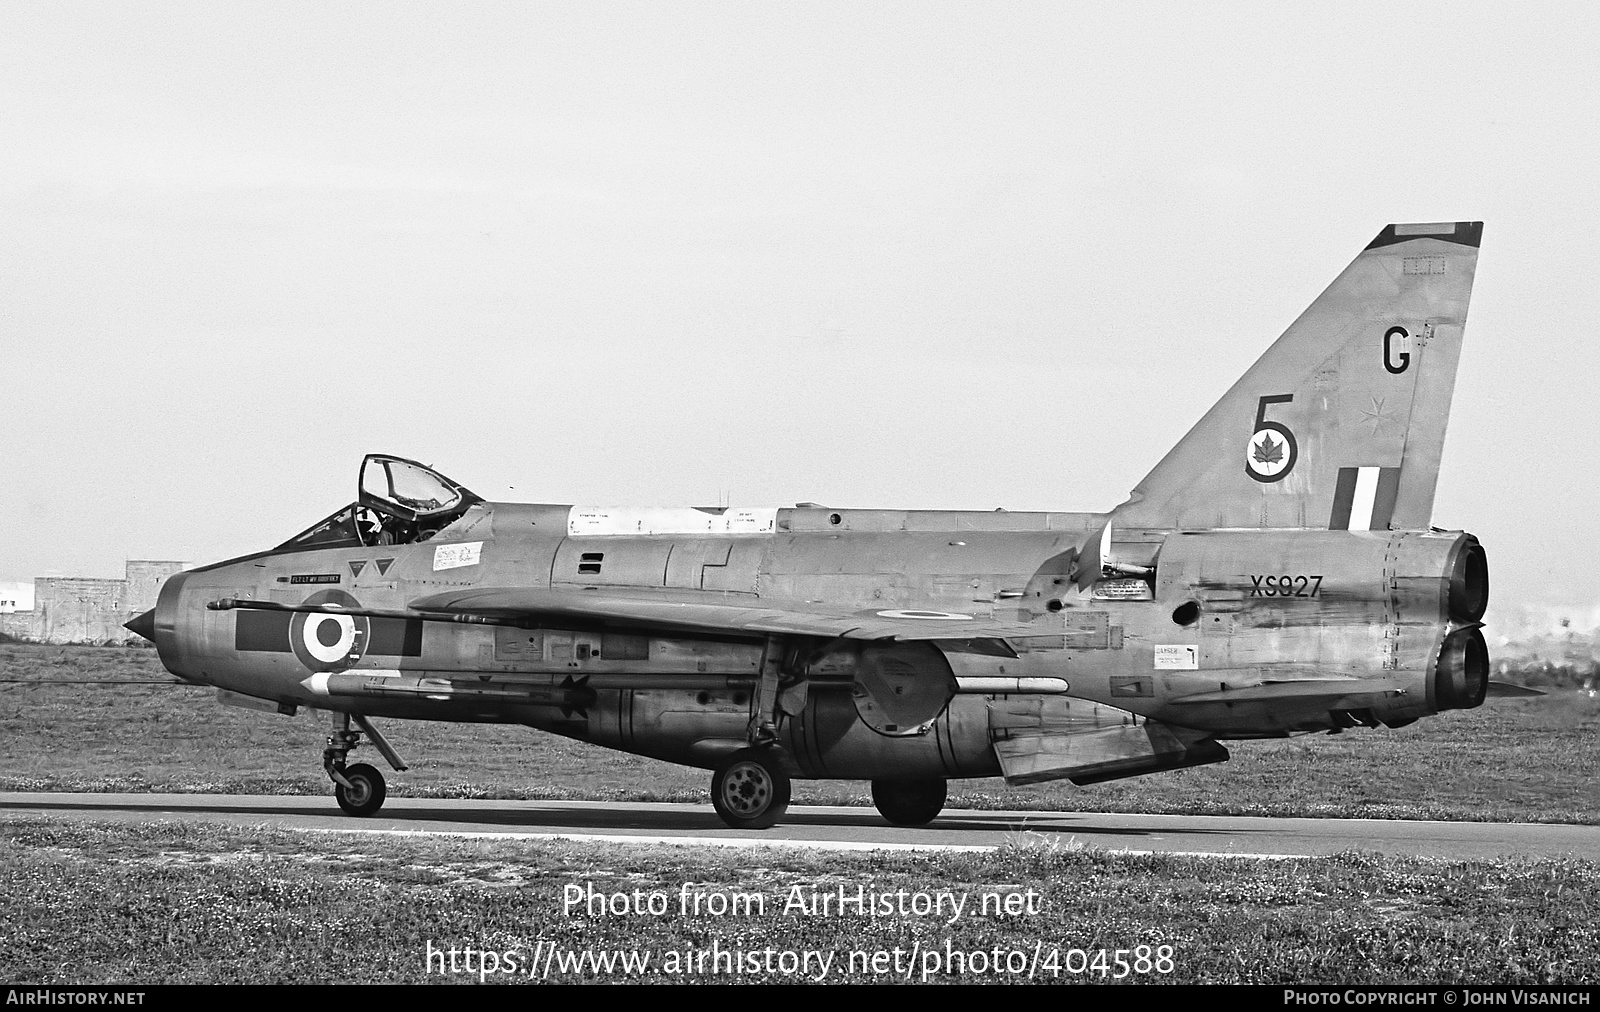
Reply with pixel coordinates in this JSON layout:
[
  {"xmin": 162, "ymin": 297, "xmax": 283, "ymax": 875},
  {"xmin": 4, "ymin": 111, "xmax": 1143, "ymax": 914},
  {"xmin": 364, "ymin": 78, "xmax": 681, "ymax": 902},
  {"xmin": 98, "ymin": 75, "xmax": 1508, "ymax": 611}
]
[
  {"xmin": 360, "ymin": 455, "xmax": 475, "ymax": 522},
  {"xmin": 278, "ymin": 454, "xmax": 482, "ymax": 551}
]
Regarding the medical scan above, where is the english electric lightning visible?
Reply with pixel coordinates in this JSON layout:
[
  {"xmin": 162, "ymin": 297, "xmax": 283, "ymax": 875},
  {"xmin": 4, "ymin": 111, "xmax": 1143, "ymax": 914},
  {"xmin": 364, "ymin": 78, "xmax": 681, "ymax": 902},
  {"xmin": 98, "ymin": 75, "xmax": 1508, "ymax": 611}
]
[{"xmin": 129, "ymin": 222, "xmax": 1490, "ymax": 829}]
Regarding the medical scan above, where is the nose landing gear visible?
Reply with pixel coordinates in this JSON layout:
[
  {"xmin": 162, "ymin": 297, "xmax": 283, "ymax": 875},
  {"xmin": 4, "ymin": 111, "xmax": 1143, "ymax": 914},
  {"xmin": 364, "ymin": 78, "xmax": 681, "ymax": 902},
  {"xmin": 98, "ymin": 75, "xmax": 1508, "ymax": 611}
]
[
  {"xmin": 335, "ymin": 763, "xmax": 387, "ymax": 816},
  {"xmin": 323, "ymin": 712, "xmax": 408, "ymax": 817}
]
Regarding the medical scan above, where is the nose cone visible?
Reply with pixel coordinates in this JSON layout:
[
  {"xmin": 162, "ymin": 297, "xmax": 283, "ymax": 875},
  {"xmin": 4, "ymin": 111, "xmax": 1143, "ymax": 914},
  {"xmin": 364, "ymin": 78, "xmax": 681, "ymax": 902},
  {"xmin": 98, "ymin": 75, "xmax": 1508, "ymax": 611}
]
[
  {"xmin": 139, "ymin": 571, "xmax": 191, "ymax": 678},
  {"xmin": 125, "ymin": 608, "xmax": 157, "ymax": 643}
]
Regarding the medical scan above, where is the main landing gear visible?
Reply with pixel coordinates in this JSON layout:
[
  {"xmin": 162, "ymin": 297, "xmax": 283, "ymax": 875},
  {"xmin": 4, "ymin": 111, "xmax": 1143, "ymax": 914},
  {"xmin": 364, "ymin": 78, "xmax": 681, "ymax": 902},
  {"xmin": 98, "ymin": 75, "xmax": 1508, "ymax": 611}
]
[
  {"xmin": 705, "ymin": 635, "xmax": 949, "ymax": 832},
  {"xmin": 709, "ymin": 634, "xmax": 796, "ymax": 830},
  {"xmin": 711, "ymin": 748, "xmax": 792, "ymax": 830},
  {"xmin": 323, "ymin": 712, "xmax": 408, "ymax": 817},
  {"xmin": 871, "ymin": 778, "xmax": 947, "ymax": 826}
]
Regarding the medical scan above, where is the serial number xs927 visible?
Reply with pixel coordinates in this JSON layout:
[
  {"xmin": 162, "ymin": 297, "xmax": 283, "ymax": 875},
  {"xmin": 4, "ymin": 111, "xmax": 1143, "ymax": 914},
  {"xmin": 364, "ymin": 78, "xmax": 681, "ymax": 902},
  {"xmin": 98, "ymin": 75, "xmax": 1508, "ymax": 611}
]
[{"xmin": 1249, "ymin": 575, "xmax": 1324, "ymax": 597}]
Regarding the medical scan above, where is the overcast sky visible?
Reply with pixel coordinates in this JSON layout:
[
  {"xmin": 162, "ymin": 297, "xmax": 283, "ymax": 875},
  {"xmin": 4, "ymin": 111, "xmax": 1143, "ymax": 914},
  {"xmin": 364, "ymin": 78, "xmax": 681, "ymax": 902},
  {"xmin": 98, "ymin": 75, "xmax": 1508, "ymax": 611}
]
[{"xmin": 2, "ymin": 3, "xmax": 1596, "ymax": 629}]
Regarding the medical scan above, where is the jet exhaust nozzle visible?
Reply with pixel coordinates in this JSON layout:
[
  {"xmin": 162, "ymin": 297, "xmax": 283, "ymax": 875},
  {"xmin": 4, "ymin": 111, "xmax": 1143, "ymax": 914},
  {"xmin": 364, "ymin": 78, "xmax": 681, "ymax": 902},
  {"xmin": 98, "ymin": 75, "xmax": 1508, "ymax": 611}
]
[
  {"xmin": 1447, "ymin": 537, "xmax": 1489, "ymax": 624},
  {"xmin": 1432, "ymin": 625, "xmax": 1489, "ymax": 712}
]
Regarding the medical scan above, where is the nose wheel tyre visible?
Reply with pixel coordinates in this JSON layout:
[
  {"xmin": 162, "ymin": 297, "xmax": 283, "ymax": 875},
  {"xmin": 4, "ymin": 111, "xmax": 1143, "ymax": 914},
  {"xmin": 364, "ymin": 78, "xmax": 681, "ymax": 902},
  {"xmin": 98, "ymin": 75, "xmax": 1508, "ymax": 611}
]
[
  {"xmin": 871, "ymin": 778, "xmax": 947, "ymax": 826},
  {"xmin": 335, "ymin": 762, "xmax": 387, "ymax": 817},
  {"xmin": 711, "ymin": 749, "xmax": 791, "ymax": 830}
]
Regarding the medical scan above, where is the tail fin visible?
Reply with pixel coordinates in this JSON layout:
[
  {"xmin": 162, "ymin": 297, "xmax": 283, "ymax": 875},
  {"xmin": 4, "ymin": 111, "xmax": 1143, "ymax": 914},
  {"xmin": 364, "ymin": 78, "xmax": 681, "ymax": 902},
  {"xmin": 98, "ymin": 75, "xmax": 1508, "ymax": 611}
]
[{"xmin": 1113, "ymin": 221, "xmax": 1481, "ymax": 531}]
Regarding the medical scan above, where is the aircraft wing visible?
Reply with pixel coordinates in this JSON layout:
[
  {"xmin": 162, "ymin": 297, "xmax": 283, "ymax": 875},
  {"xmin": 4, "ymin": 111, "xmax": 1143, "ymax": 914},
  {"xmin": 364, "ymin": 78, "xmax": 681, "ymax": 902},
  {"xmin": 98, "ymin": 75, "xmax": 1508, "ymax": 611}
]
[
  {"xmin": 209, "ymin": 587, "xmax": 1058, "ymax": 642},
  {"xmin": 403, "ymin": 586, "xmax": 1058, "ymax": 642}
]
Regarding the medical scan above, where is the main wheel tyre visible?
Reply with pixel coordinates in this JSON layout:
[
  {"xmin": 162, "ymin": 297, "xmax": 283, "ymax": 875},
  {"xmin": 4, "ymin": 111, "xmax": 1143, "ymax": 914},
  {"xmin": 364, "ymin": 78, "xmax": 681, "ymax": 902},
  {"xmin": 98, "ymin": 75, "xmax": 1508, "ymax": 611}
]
[
  {"xmin": 871, "ymin": 778, "xmax": 947, "ymax": 826},
  {"xmin": 335, "ymin": 762, "xmax": 387, "ymax": 817},
  {"xmin": 711, "ymin": 749, "xmax": 791, "ymax": 830}
]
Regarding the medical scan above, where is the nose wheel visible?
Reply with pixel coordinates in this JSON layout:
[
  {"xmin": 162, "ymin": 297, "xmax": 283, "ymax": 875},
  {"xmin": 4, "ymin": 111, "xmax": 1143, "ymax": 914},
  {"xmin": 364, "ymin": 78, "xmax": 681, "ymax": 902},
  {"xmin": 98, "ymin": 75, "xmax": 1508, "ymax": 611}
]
[
  {"xmin": 335, "ymin": 763, "xmax": 387, "ymax": 816},
  {"xmin": 711, "ymin": 748, "xmax": 791, "ymax": 830},
  {"xmin": 323, "ymin": 712, "xmax": 407, "ymax": 817}
]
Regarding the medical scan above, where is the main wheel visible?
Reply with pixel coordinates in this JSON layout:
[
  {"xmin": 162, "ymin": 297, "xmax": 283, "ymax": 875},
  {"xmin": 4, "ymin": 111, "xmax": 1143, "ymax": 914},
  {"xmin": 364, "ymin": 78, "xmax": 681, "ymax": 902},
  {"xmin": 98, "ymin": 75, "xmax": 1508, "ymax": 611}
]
[
  {"xmin": 871, "ymin": 778, "xmax": 947, "ymax": 826},
  {"xmin": 711, "ymin": 749, "xmax": 791, "ymax": 830},
  {"xmin": 335, "ymin": 762, "xmax": 387, "ymax": 816}
]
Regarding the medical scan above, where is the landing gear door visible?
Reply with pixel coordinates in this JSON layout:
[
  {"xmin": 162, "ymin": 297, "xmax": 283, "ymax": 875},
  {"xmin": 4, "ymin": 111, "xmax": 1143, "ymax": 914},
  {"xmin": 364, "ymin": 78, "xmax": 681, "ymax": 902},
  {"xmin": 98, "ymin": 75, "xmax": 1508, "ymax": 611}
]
[{"xmin": 358, "ymin": 455, "xmax": 481, "ymax": 523}]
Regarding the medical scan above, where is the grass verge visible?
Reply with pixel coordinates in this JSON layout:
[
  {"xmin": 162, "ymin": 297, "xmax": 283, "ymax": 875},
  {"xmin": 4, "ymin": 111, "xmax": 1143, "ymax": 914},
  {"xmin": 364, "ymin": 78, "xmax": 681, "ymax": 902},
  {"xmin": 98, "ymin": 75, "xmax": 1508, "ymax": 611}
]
[{"xmin": 2, "ymin": 816, "xmax": 1597, "ymax": 984}]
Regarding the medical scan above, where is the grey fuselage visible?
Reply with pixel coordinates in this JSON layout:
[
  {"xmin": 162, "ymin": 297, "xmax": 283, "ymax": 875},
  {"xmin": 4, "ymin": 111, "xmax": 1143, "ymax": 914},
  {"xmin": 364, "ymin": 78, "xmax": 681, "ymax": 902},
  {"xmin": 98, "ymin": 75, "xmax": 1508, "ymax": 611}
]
[{"xmin": 146, "ymin": 499, "xmax": 1484, "ymax": 783}]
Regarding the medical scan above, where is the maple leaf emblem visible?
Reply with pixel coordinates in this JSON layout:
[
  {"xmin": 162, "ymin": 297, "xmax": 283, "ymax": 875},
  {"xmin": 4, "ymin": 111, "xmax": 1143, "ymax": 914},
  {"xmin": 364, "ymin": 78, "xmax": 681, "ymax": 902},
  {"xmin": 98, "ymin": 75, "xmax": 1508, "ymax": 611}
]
[{"xmin": 1252, "ymin": 432, "xmax": 1284, "ymax": 466}]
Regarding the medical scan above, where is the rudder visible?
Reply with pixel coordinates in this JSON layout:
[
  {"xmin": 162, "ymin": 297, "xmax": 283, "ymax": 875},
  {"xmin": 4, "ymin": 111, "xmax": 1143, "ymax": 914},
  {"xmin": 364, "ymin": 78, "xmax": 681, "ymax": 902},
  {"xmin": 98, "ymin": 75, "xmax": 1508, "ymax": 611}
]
[{"xmin": 1113, "ymin": 221, "xmax": 1482, "ymax": 531}]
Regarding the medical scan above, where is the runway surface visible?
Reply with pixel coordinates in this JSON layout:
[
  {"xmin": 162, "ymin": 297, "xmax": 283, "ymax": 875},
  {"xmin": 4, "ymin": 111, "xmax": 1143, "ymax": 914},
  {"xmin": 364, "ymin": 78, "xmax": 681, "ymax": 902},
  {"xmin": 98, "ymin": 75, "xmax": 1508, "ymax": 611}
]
[{"xmin": 2, "ymin": 792, "xmax": 1597, "ymax": 860}]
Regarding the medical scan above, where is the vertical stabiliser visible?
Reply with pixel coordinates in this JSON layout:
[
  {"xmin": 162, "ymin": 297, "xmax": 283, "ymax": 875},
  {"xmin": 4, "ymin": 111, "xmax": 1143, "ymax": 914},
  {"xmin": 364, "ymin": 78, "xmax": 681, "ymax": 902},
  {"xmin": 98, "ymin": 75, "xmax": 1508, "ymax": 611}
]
[{"xmin": 1113, "ymin": 222, "xmax": 1481, "ymax": 531}]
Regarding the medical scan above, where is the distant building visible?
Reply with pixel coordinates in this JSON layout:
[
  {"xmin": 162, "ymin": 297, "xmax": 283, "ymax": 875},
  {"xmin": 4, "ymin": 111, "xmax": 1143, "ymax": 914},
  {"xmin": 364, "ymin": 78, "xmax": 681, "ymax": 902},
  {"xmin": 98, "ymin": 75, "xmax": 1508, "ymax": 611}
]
[
  {"xmin": 0, "ymin": 580, "xmax": 31, "ymax": 640},
  {"xmin": 0, "ymin": 581, "xmax": 32, "ymax": 613},
  {"xmin": 124, "ymin": 561, "xmax": 187, "ymax": 615},
  {"xmin": 34, "ymin": 577, "xmax": 129, "ymax": 644},
  {"xmin": 4, "ymin": 562, "xmax": 189, "ymax": 644},
  {"xmin": 0, "ymin": 581, "xmax": 35, "ymax": 640}
]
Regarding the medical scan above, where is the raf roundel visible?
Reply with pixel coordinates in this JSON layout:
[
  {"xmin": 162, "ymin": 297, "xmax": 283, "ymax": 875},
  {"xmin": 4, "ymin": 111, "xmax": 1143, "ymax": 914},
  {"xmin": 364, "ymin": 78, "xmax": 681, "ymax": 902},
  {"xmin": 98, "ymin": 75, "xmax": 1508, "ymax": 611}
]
[{"xmin": 289, "ymin": 589, "xmax": 370, "ymax": 672}]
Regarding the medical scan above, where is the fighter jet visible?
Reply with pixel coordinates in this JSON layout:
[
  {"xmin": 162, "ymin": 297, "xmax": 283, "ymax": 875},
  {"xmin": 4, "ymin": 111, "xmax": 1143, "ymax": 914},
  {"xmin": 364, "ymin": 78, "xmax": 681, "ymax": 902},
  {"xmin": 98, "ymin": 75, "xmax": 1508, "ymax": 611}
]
[{"xmin": 127, "ymin": 221, "xmax": 1488, "ymax": 829}]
